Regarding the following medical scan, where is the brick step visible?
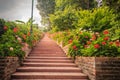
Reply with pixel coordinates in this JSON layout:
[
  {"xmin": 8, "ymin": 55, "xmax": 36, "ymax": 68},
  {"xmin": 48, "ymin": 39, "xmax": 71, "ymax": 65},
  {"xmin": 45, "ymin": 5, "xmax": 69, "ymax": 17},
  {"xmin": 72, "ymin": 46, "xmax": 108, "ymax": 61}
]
[
  {"xmin": 32, "ymin": 49, "xmax": 62, "ymax": 51},
  {"xmin": 29, "ymin": 53, "xmax": 65, "ymax": 55},
  {"xmin": 27, "ymin": 57, "xmax": 71, "ymax": 60},
  {"xmin": 37, "ymin": 45, "xmax": 59, "ymax": 47},
  {"xmin": 31, "ymin": 50, "xmax": 64, "ymax": 54},
  {"xmin": 22, "ymin": 63, "xmax": 77, "ymax": 67},
  {"xmin": 12, "ymin": 78, "xmax": 88, "ymax": 80},
  {"xmin": 17, "ymin": 67, "xmax": 81, "ymax": 72},
  {"xmin": 24, "ymin": 59, "xmax": 73, "ymax": 63},
  {"xmin": 11, "ymin": 72, "xmax": 88, "ymax": 79},
  {"xmin": 30, "ymin": 52, "xmax": 64, "ymax": 54},
  {"xmin": 29, "ymin": 54, "xmax": 66, "ymax": 56}
]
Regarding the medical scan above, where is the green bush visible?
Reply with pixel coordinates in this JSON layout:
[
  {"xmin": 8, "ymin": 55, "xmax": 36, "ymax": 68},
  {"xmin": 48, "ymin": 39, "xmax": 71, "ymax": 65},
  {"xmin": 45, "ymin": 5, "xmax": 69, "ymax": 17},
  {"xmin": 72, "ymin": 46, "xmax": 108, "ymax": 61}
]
[{"xmin": 74, "ymin": 6, "xmax": 117, "ymax": 32}]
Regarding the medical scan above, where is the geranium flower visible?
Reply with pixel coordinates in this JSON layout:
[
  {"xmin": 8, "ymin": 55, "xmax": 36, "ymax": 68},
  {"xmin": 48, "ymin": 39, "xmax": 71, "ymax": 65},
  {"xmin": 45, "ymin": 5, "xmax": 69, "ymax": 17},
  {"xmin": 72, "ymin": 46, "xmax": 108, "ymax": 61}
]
[
  {"xmin": 72, "ymin": 45, "xmax": 78, "ymax": 50},
  {"xmin": 102, "ymin": 41, "xmax": 106, "ymax": 45},
  {"xmin": 4, "ymin": 26, "xmax": 8, "ymax": 30},
  {"xmin": 80, "ymin": 31, "xmax": 82, "ymax": 34},
  {"xmin": 84, "ymin": 45, "xmax": 89, "ymax": 48},
  {"xmin": 87, "ymin": 41, "xmax": 91, "ymax": 45},
  {"xmin": 115, "ymin": 40, "xmax": 120, "ymax": 47},
  {"xmin": 103, "ymin": 30, "xmax": 109, "ymax": 35},
  {"xmin": 27, "ymin": 32, "xmax": 30, "ymax": 36},
  {"xmin": 94, "ymin": 44, "xmax": 100, "ymax": 49},
  {"xmin": 109, "ymin": 42, "xmax": 113, "ymax": 45},
  {"xmin": 22, "ymin": 34, "xmax": 27, "ymax": 40},
  {"xmin": 104, "ymin": 36, "xmax": 109, "ymax": 41},
  {"xmin": 68, "ymin": 39, "xmax": 73, "ymax": 44},
  {"xmin": 85, "ymin": 36, "xmax": 88, "ymax": 38},
  {"xmin": 13, "ymin": 27, "xmax": 18, "ymax": 33},
  {"xmin": 91, "ymin": 35, "xmax": 96, "ymax": 41}
]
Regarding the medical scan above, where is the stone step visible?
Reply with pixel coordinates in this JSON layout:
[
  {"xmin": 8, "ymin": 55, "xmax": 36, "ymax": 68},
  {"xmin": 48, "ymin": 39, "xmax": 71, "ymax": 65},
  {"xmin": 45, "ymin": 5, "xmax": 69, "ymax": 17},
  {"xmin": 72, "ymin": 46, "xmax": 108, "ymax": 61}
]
[
  {"xmin": 17, "ymin": 67, "xmax": 81, "ymax": 72},
  {"xmin": 27, "ymin": 57, "xmax": 71, "ymax": 60},
  {"xmin": 12, "ymin": 72, "xmax": 88, "ymax": 79},
  {"xmin": 24, "ymin": 59, "xmax": 73, "ymax": 63},
  {"xmin": 22, "ymin": 63, "xmax": 77, "ymax": 67}
]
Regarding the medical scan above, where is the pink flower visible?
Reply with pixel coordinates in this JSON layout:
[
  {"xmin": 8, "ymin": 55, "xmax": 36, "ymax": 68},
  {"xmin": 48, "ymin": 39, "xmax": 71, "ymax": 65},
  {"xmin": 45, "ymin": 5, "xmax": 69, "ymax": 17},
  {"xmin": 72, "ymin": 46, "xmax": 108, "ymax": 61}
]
[
  {"xmin": 84, "ymin": 45, "xmax": 89, "ymax": 48},
  {"xmin": 4, "ymin": 26, "xmax": 8, "ymax": 30}
]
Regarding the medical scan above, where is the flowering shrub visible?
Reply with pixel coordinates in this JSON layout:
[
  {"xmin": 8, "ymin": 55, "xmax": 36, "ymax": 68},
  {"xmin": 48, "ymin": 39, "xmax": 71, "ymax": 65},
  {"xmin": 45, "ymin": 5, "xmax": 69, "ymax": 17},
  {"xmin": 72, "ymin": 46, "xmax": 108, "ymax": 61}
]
[
  {"xmin": 81, "ymin": 30, "xmax": 120, "ymax": 57},
  {"xmin": 68, "ymin": 31, "xmax": 91, "ymax": 57},
  {"xmin": 0, "ymin": 19, "xmax": 42, "ymax": 59},
  {"xmin": 50, "ymin": 29, "xmax": 120, "ymax": 57}
]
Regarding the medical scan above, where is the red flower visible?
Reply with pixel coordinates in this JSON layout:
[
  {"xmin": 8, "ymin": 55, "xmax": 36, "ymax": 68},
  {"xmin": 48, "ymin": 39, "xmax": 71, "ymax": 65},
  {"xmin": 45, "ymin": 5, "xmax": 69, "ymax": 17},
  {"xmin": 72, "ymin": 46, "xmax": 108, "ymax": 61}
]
[
  {"xmin": 104, "ymin": 36, "xmax": 109, "ymax": 41},
  {"xmin": 109, "ymin": 42, "xmax": 113, "ymax": 45},
  {"xmin": 115, "ymin": 40, "xmax": 120, "ymax": 47},
  {"xmin": 102, "ymin": 42, "xmax": 106, "ymax": 45},
  {"xmin": 80, "ymin": 31, "xmax": 82, "ymax": 34},
  {"xmin": 3, "ymin": 26, "xmax": 8, "ymax": 30},
  {"xmin": 84, "ymin": 45, "xmax": 89, "ymax": 48},
  {"xmin": 13, "ymin": 27, "xmax": 18, "ymax": 33},
  {"xmin": 72, "ymin": 45, "xmax": 78, "ymax": 50},
  {"xmin": 22, "ymin": 34, "xmax": 27, "ymax": 40},
  {"xmin": 27, "ymin": 32, "xmax": 30, "ymax": 36},
  {"xmin": 87, "ymin": 41, "xmax": 91, "ymax": 45},
  {"xmin": 68, "ymin": 39, "xmax": 72, "ymax": 44},
  {"xmin": 103, "ymin": 30, "xmax": 109, "ymax": 35},
  {"xmin": 85, "ymin": 36, "xmax": 88, "ymax": 38},
  {"xmin": 91, "ymin": 35, "xmax": 96, "ymax": 41},
  {"xmin": 94, "ymin": 44, "xmax": 100, "ymax": 49}
]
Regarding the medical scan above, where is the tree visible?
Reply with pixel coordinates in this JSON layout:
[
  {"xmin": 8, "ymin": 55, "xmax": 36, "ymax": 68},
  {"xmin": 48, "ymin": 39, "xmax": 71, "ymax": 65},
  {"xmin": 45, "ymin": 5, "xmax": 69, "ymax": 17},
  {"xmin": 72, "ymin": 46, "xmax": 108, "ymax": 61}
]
[{"xmin": 36, "ymin": 0, "xmax": 55, "ymax": 26}]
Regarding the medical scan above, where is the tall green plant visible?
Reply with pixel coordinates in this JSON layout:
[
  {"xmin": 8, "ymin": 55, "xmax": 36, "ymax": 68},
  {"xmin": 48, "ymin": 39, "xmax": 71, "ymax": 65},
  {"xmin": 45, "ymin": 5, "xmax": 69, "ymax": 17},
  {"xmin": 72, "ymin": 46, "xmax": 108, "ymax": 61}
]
[{"xmin": 75, "ymin": 6, "xmax": 117, "ymax": 32}]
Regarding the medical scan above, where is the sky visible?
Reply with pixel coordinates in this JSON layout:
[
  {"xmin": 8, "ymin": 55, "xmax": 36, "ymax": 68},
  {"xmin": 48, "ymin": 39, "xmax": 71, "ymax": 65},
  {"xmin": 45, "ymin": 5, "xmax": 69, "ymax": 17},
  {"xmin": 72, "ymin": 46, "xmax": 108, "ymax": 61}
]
[{"xmin": 0, "ymin": 0, "xmax": 42, "ymax": 26}]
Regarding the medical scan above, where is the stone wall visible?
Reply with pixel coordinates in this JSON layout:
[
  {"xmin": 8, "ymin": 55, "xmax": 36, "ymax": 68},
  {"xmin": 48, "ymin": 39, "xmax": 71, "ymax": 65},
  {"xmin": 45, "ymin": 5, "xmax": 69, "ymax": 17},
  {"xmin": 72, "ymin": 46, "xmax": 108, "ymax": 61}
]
[
  {"xmin": 0, "ymin": 48, "xmax": 32, "ymax": 80},
  {"xmin": 0, "ymin": 57, "xmax": 19, "ymax": 80},
  {"xmin": 56, "ymin": 40, "xmax": 120, "ymax": 80},
  {"xmin": 75, "ymin": 57, "xmax": 120, "ymax": 80}
]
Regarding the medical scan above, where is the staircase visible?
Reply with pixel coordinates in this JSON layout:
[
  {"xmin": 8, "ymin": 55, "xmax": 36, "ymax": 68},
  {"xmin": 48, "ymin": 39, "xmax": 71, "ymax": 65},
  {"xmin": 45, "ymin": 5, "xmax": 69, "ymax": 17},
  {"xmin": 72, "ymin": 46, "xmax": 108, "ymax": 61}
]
[{"xmin": 11, "ymin": 35, "xmax": 88, "ymax": 80}]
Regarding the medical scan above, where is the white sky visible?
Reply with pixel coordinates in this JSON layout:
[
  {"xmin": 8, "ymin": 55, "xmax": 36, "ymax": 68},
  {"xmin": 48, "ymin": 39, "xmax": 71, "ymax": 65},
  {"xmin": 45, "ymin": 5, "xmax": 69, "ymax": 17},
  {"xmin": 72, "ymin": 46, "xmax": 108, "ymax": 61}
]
[{"xmin": 0, "ymin": 0, "xmax": 42, "ymax": 26}]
